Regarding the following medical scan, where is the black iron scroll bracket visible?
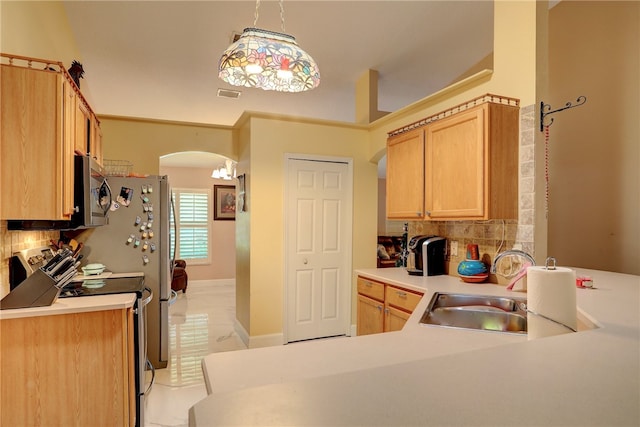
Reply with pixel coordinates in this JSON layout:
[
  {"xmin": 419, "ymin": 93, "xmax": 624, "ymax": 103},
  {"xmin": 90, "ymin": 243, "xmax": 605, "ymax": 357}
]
[{"xmin": 540, "ymin": 96, "xmax": 587, "ymax": 131}]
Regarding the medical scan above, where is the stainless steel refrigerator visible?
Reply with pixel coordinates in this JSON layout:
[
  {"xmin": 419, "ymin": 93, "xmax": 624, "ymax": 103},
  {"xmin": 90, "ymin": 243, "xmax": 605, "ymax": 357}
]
[{"xmin": 77, "ymin": 175, "xmax": 175, "ymax": 369}]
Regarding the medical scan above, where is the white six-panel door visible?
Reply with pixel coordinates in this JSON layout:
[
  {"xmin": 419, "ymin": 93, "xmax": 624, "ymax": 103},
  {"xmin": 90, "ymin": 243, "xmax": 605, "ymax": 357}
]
[{"xmin": 285, "ymin": 156, "xmax": 352, "ymax": 342}]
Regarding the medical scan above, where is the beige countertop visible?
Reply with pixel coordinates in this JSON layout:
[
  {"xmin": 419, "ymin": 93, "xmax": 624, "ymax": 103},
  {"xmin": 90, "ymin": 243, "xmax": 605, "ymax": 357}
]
[
  {"xmin": 0, "ymin": 293, "xmax": 136, "ymax": 319},
  {"xmin": 1, "ymin": 271, "xmax": 144, "ymax": 319},
  {"xmin": 191, "ymin": 267, "xmax": 640, "ymax": 426}
]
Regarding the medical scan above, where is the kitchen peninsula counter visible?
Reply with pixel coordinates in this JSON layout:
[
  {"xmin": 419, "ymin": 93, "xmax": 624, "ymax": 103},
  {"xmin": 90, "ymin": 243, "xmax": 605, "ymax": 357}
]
[
  {"xmin": 191, "ymin": 268, "xmax": 640, "ymax": 426},
  {"xmin": 0, "ymin": 292, "xmax": 136, "ymax": 319},
  {"xmin": 1, "ymin": 292, "xmax": 138, "ymax": 426}
]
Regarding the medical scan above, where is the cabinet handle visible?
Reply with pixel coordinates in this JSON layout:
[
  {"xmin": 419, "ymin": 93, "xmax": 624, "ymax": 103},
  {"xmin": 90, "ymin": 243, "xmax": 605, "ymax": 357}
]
[
  {"xmin": 384, "ymin": 308, "xmax": 389, "ymax": 314},
  {"xmin": 425, "ymin": 211, "xmax": 431, "ymax": 216},
  {"xmin": 396, "ymin": 291, "xmax": 407, "ymax": 298},
  {"xmin": 416, "ymin": 211, "xmax": 422, "ymax": 216},
  {"xmin": 377, "ymin": 305, "xmax": 383, "ymax": 312}
]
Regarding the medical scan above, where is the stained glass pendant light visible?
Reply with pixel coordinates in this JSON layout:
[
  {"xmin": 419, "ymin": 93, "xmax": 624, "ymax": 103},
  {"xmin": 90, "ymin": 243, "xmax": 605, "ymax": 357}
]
[{"xmin": 218, "ymin": 0, "xmax": 320, "ymax": 92}]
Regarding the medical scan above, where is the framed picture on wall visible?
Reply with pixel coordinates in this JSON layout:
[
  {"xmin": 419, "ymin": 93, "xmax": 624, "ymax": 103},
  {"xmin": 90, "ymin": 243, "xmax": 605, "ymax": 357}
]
[{"xmin": 214, "ymin": 185, "xmax": 236, "ymax": 220}]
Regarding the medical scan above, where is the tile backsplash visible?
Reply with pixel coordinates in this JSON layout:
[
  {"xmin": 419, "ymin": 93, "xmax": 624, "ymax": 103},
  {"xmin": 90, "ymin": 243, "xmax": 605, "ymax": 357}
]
[
  {"xmin": 401, "ymin": 104, "xmax": 537, "ymax": 286},
  {"xmin": 406, "ymin": 219, "xmax": 524, "ymax": 284},
  {"xmin": 0, "ymin": 221, "xmax": 60, "ymax": 298}
]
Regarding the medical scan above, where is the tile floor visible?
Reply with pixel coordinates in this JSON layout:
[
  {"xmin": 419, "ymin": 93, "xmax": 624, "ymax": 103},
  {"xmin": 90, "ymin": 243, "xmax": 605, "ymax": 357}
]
[{"xmin": 145, "ymin": 280, "xmax": 247, "ymax": 427}]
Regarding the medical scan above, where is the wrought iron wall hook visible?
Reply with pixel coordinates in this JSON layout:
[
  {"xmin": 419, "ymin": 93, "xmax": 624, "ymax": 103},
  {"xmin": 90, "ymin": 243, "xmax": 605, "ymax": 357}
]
[{"xmin": 540, "ymin": 96, "xmax": 587, "ymax": 131}]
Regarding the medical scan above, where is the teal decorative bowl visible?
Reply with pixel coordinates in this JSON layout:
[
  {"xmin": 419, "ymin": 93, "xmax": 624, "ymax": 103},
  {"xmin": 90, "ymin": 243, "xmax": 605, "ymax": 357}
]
[{"xmin": 457, "ymin": 260, "xmax": 488, "ymax": 276}]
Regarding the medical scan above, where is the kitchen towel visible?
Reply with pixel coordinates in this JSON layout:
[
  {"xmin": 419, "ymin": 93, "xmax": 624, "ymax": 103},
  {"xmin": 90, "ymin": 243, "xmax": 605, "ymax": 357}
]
[{"xmin": 526, "ymin": 265, "xmax": 577, "ymax": 340}]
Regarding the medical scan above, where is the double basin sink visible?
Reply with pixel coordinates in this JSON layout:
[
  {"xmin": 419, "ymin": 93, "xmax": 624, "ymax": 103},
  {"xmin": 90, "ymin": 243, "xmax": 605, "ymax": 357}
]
[{"xmin": 419, "ymin": 292, "xmax": 528, "ymax": 334}]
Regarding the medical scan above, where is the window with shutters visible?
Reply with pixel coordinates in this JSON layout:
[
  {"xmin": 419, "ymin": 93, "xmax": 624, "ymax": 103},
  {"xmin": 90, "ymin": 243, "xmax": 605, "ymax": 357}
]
[{"xmin": 170, "ymin": 188, "xmax": 211, "ymax": 264}]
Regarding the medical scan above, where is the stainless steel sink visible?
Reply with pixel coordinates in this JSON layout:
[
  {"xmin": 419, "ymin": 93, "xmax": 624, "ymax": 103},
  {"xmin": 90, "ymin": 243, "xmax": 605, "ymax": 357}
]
[{"xmin": 419, "ymin": 292, "xmax": 528, "ymax": 334}]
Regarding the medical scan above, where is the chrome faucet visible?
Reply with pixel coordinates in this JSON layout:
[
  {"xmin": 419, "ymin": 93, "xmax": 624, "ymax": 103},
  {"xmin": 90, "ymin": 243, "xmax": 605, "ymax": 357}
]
[{"xmin": 490, "ymin": 249, "xmax": 536, "ymax": 274}]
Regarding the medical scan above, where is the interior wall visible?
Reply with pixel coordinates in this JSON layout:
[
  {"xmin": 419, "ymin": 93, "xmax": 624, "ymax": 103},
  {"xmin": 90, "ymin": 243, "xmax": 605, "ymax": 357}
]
[
  {"xmin": 377, "ymin": 179, "xmax": 387, "ymax": 235},
  {"xmin": 0, "ymin": 1, "xmax": 81, "ymax": 71},
  {"xmin": 100, "ymin": 117, "xmax": 235, "ymax": 175},
  {"xmin": 234, "ymin": 121, "xmax": 251, "ymax": 335},
  {"xmin": 242, "ymin": 116, "xmax": 376, "ymax": 339},
  {"xmin": 547, "ymin": 1, "xmax": 639, "ymax": 274},
  {"xmin": 159, "ymin": 166, "xmax": 236, "ymax": 281}
]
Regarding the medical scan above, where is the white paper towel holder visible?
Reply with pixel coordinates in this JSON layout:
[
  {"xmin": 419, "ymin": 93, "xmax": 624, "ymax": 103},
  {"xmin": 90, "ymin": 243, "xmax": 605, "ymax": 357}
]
[
  {"xmin": 524, "ymin": 256, "xmax": 578, "ymax": 333},
  {"xmin": 544, "ymin": 257, "xmax": 557, "ymax": 270},
  {"xmin": 519, "ymin": 302, "xmax": 577, "ymax": 332}
]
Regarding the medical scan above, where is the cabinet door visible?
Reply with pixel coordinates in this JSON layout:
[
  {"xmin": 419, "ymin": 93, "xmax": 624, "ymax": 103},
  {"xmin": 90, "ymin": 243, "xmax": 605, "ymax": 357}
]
[
  {"xmin": 91, "ymin": 114, "xmax": 103, "ymax": 165},
  {"xmin": 1, "ymin": 66, "xmax": 74, "ymax": 220},
  {"xmin": 386, "ymin": 128, "xmax": 425, "ymax": 219},
  {"xmin": 425, "ymin": 106, "xmax": 486, "ymax": 219},
  {"xmin": 75, "ymin": 98, "xmax": 90, "ymax": 155},
  {"xmin": 385, "ymin": 305, "xmax": 411, "ymax": 332},
  {"xmin": 61, "ymin": 78, "xmax": 76, "ymax": 217},
  {"xmin": 357, "ymin": 294, "xmax": 384, "ymax": 335},
  {"xmin": 1, "ymin": 309, "xmax": 134, "ymax": 426}
]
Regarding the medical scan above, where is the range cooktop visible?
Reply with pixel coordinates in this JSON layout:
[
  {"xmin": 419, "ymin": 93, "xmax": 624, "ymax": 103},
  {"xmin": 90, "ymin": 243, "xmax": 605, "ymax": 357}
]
[{"xmin": 59, "ymin": 276, "xmax": 145, "ymax": 298}]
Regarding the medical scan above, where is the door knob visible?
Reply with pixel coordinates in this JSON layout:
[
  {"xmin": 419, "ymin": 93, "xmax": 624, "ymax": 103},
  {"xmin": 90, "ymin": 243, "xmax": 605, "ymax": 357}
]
[{"xmin": 303, "ymin": 258, "xmax": 308, "ymax": 264}]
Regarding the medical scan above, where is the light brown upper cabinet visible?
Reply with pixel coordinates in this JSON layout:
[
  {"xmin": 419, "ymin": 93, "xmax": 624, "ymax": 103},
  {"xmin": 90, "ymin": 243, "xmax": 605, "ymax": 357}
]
[
  {"xmin": 74, "ymin": 97, "xmax": 91, "ymax": 155},
  {"xmin": 91, "ymin": 113, "xmax": 103, "ymax": 164},
  {"xmin": 0, "ymin": 54, "xmax": 102, "ymax": 220},
  {"xmin": 386, "ymin": 128, "xmax": 425, "ymax": 219},
  {"xmin": 74, "ymin": 97, "xmax": 103, "ymax": 164},
  {"xmin": 386, "ymin": 96, "xmax": 519, "ymax": 221},
  {"xmin": 1, "ymin": 63, "xmax": 75, "ymax": 220}
]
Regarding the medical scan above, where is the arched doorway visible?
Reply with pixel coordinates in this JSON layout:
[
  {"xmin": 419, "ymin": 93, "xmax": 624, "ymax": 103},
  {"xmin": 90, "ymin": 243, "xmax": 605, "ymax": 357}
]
[{"xmin": 160, "ymin": 151, "xmax": 236, "ymax": 281}]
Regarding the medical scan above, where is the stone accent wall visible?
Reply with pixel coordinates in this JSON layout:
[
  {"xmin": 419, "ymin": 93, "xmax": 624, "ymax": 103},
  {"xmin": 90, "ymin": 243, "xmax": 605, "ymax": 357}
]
[{"xmin": 516, "ymin": 104, "xmax": 536, "ymax": 256}]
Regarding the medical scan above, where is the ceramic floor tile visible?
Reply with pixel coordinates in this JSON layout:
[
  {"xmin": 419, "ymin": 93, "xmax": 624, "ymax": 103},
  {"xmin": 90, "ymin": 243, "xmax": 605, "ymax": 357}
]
[{"xmin": 145, "ymin": 280, "xmax": 246, "ymax": 426}]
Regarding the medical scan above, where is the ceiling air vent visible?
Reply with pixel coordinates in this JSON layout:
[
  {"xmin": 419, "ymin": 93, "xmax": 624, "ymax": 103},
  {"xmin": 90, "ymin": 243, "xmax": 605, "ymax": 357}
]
[{"xmin": 217, "ymin": 88, "xmax": 241, "ymax": 99}]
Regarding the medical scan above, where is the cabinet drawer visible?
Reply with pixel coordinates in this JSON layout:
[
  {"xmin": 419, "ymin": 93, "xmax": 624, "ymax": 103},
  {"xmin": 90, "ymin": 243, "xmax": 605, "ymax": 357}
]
[
  {"xmin": 385, "ymin": 286, "xmax": 423, "ymax": 312},
  {"xmin": 357, "ymin": 277, "xmax": 385, "ymax": 301}
]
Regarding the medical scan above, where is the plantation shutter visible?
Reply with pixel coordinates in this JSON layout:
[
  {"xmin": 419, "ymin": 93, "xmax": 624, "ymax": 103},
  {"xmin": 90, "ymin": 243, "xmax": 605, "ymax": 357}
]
[{"xmin": 171, "ymin": 188, "xmax": 210, "ymax": 263}]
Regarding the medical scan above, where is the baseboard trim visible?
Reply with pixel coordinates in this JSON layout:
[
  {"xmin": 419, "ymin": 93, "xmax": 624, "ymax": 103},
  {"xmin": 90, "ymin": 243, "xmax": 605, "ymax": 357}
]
[
  {"xmin": 233, "ymin": 319, "xmax": 249, "ymax": 347},
  {"xmin": 233, "ymin": 320, "xmax": 285, "ymax": 348},
  {"xmin": 188, "ymin": 278, "xmax": 235, "ymax": 286}
]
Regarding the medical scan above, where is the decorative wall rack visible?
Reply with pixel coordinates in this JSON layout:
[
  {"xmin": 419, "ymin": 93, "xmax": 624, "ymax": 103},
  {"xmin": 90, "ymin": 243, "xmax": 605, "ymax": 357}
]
[
  {"xmin": 540, "ymin": 96, "xmax": 587, "ymax": 131},
  {"xmin": 388, "ymin": 94, "xmax": 519, "ymax": 137}
]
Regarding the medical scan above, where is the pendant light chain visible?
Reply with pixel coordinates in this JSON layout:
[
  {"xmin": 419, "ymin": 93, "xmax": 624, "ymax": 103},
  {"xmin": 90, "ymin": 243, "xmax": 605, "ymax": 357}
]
[
  {"xmin": 252, "ymin": 0, "xmax": 285, "ymax": 32},
  {"xmin": 253, "ymin": 0, "xmax": 260, "ymax": 27},
  {"xmin": 218, "ymin": 0, "xmax": 320, "ymax": 92},
  {"xmin": 279, "ymin": 0, "xmax": 286, "ymax": 33}
]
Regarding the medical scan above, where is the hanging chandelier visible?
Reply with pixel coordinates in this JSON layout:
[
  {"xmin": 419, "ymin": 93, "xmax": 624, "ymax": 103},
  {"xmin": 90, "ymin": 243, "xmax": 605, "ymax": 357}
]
[
  {"xmin": 218, "ymin": 0, "xmax": 320, "ymax": 92},
  {"xmin": 211, "ymin": 159, "xmax": 236, "ymax": 180}
]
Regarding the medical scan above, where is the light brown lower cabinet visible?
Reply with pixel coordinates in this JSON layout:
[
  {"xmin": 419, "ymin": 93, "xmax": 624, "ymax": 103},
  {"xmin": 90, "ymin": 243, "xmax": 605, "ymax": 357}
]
[
  {"xmin": 1, "ymin": 308, "xmax": 135, "ymax": 426},
  {"xmin": 356, "ymin": 276, "xmax": 424, "ymax": 335}
]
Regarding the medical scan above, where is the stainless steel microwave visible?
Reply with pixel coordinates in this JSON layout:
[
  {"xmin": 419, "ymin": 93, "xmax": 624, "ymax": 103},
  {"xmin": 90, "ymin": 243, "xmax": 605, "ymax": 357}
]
[
  {"xmin": 7, "ymin": 156, "xmax": 111, "ymax": 230},
  {"xmin": 71, "ymin": 155, "xmax": 111, "ymax": 228}
]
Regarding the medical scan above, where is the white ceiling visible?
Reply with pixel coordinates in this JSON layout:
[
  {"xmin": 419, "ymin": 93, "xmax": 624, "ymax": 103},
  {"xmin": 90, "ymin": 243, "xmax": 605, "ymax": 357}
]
[{"xmin": 62, "ymin": 1, "xmax": 496, "ymax": 168}]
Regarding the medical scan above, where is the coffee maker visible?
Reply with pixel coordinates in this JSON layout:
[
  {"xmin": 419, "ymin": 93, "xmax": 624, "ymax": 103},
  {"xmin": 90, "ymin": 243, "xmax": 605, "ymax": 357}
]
[{"xmin": 406, "ymin": 235, "xmax": 446, "ymax": 276}]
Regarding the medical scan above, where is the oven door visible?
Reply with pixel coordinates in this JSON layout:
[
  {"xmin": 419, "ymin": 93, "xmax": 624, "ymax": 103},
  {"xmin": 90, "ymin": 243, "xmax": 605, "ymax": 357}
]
[{"xmin": 135, "ymin": 287, "xmax": 153, "ymax": 427}]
